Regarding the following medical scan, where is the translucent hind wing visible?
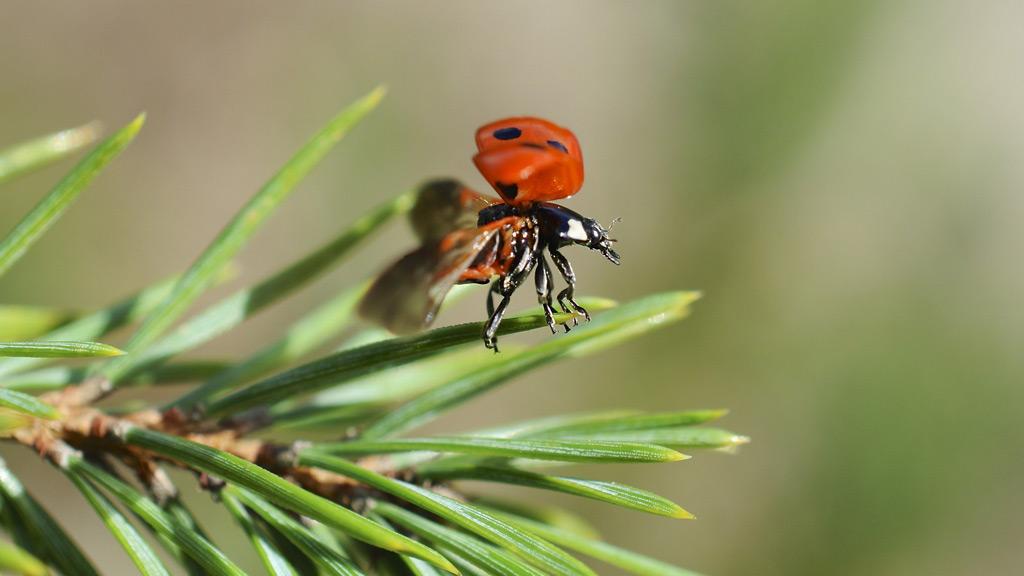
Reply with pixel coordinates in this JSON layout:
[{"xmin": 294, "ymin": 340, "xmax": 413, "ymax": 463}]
[
  {"xmin": 359, "ymin": 227, "xmax": 499, "ymax": 334},
  {"xmin": 410, "ymin": 179, "xmax": 497, "ymax": 243}
]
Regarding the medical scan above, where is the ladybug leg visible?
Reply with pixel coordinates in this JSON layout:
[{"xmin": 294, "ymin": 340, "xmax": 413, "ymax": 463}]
[
  {"xmin": 483, "ymin": 290, "xmax": 511, "ymax": 352},
  {"xmin": 486, "ymin": 279, "xmax": 501, "ymax": 319},
  {"xmin": 549, "ymin": 249, "xmax": 590, "ymax": 324},
  {"xmin": 483, "ymin": 249, "xmax": 537, "ymax": 351},
  {"xmin": 534, "ymin": 255, "xmax": 558, "ymax": 334}
]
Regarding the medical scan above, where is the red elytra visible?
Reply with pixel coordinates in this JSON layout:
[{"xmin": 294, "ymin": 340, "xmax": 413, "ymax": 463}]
[{"xmin": 472, "ymin": 117, "xmax": 584, "ymax": 206}]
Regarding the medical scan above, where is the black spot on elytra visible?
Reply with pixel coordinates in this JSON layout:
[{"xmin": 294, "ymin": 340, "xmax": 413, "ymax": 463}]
[
  {"xmin": 493, "ymin": 127, "xmax": 522, "ymax": 140},
  {"xmin": 496, "ymin": 181, "xmax": 519, "ymax": 199},
  {"xmin": 547, "ymin": 140, "xmax": 568, "ymax": 153}
]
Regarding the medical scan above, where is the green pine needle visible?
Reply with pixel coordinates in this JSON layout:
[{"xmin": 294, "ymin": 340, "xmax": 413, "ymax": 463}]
[
  {"xmin": 226, "ymin": 486, "xmax": 363, "ymax": 576},
  {"xmin": 0, "ymin": 275, "xmax": 181, "ymax": 378},
  {"xmin": 418, "ymin": 463, "xmax": 693, "ymax": 518},
  {"xmin": 65, "ymin": 470, "xmax": 171, "ymax": 576},
  {"xmin": 191, "ymin": 282, "xmax": 367, "ymax": 401},
  {"xmin": 221, "ymin": 491, "xmax": 298, "ymax": 576},
  {"xmin": 367, "ymin": 512, "xmax": 449, "ymax": 576},
  {"xmin": 0, "ymin": 388, "xmax": 60, "ymax": 420},
  {"xmin": 0, "ymin": 122, "xmax": 102, "ymax": 185},
  {"xmin": 0, "ymin": 115, "xmax": 143, "ymax": 278},
  {"xmin": 311, "ymin": 436, "xmax": 686, "ymax": 464},
  {"xmin": 68, "ymin": 457, "xmax": 245, "ymax": 575},
  {"xmin": 562, "ymin": 427, "xmax": 751, "ymax": 450},
  {"xmin": 122, "ymin": 427, "xmax": 457, "ymax": 574},
  {"xmin": 0, "ymin": 305, "xmax": 75, "ymax": 341},
  {"xmin": 114, "ymin": 191, "xmax": 411, "ymax": 389},
  {"xmin": 510, "ymin": 409, "xmax": 731, "ymax": 437},
  {"xmin": 155, "ymin": 187, "xmax": 414, "ymax": 404},
  {"xmin": 480, "ymin": 507, "xmax": 705, "ymax": 576},
  {"xmin": 374, "ymin": 503, "xmax": 546, "ymax": 576},
  {"xmin": 0, "ymin": 341, "xmax": 124, "ymax": 358},
  {"xmin": 0, "ymin": 457, "xmax": 99, "ymax": 576},
  {"xmin": 299, "ymin": 451, "xmax": 594, "ymax": 576},
  {"xmin": 103, "ymin": 87, "xmax": 385, "ymax": 382},
  {"xmin": 203, "ymin": 297, "xmax": 617, "ymax": 416},
  {"xmin": 0, "ymin": 361, "xmax": 228, "ymax": 393},
  {"xmin": 470, "ymin": 498, "xmax": 601, "ymax": 540},
  {"xmin": 0, "ymin": 540, "xmax": 49, "ymax": 576},
  {"xmin": 361, "ymin": 292, "xmax": 698, "ymax": 438}
]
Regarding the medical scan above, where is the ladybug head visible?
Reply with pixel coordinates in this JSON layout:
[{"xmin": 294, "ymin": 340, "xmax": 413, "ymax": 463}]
[{"xmin": 580, "ymin": 217, "xmax": 621, "ymax": 265}]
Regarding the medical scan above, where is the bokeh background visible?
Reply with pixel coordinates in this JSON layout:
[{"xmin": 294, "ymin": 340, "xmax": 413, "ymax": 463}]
[{"xmin": 2, "ymin": 1, "xmax": 1022, "ymax": 574}]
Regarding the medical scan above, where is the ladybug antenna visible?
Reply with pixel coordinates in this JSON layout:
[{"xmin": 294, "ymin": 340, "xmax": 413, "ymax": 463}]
[{"xmin": 605, "ymin": 217, "xmax": 622, "ymax": 243}]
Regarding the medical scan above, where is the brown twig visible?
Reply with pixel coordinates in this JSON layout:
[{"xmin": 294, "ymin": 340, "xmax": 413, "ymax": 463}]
[{"xmin": 8, "ymin": 380, "xmax": 415, "ymax": 507}]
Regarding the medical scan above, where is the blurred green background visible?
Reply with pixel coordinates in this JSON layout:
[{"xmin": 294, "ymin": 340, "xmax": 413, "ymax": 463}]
[{"xmin": 3, "ymin": 1, "xmax": 1022, "ymax": 574}]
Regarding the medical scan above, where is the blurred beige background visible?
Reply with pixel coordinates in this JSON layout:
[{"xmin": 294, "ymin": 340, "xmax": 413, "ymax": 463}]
[{"xmin": 2, "ymin": 1, "xmax": 1023, "ymax": 574}]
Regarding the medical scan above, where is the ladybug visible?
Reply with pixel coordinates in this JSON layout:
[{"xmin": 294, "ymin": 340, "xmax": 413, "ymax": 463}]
[{"xmin": 360, "ymin": 117, "xmax": 620, "ymax": 350}]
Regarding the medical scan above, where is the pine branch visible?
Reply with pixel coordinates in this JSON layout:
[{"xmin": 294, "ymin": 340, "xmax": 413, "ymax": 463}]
[{"xmin": 0, "ymin": 91, "xmax": 745, "ymax": 575}]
